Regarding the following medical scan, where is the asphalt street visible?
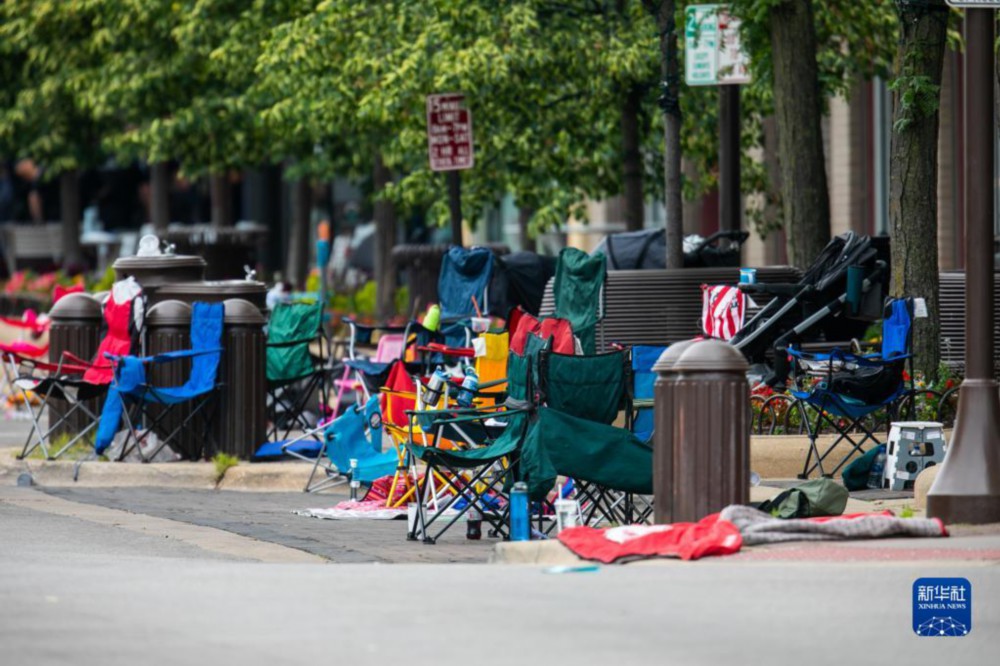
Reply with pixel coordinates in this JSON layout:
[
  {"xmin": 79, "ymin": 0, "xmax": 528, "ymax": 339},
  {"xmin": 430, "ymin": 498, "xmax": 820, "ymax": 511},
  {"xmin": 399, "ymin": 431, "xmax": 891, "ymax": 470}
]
[{"xmin": 2, "ymin": 486, "xmax": 998, "ymax": 666}]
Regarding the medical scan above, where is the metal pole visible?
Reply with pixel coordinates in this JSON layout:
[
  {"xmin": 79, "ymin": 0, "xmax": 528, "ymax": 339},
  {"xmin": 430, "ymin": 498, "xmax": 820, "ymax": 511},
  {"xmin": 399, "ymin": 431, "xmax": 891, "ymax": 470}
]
[
  {"xmin": 927, "ymin": 8, "xmax": 1000, "ymax": 525},
  {"xmin": 719, "ymin": 85, "xmax": 741, "ymax": 233},
  {"xmin": 448, "ymin": 170, "xmax": 463, "ymax": 246}
]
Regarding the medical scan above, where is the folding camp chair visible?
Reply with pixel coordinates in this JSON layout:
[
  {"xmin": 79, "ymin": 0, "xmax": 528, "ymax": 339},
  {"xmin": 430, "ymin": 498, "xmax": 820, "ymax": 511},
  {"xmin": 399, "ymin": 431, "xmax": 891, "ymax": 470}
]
[
  {"xmin": 0, "ymin": 316, "xmax": 49, "ymax": 419},
  {"xmin": 13, "ymin": 285, "xmax": 141, "ymax": 460},
  {"xmin": 95, "ymin": 301, "xmax": 224, "ymax": 463},
  {"xmin": 526, "ymin": 346, "xmax": 653, "ymax": 526},
  {"xmin": 405, "ymin": 346, "xmax": 536, "ymax": 544},
  {"xmin": 266, "ymin": 301, "xmax": 330, "ymax": 441},
  {"xmin": 630, "ymin": 345, "xmax": 666, "ymax": 443},
  {"xmin": 331, "ymin": 319, "xmax": 406, "ymax": 415},
  {"xmin": 439, "ymin": 246, "xmax": 494, "ymax": 321},
  {"xmin": 786, "ymin": 298, "xmax": 913, "ymax": 478},
  {"xmin": 551, "ymin": 247, "xmax": 606, "ymax": 354}
]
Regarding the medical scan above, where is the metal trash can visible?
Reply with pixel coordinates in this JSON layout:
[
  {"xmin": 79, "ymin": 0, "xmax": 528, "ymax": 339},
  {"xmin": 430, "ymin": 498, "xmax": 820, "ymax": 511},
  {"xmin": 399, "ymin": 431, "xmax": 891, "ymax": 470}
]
[
  {"xmin": 156, "ymin": 280, "xmax": 267, "ymax": 311},
  {"xmin": 113, "ymin": 255, "xmax": 207, "ymax": 303},
  {"xmin": 664, "ymin": 339, "xmax": 750, "ymax": 523},
  {"xmin": 652, "ymin": 338, "xmax": 699, "ymax": 524},
  {"xmin": 143, "ymin": 300, "xmax": 201, "ymax": 459},
  {"xmin": 215, "ymin": 298, "xmax": 266, "ymax": 459},
  {"xmin": 47, "ymin": 293, "xmax": 103, "ymax": 438}
]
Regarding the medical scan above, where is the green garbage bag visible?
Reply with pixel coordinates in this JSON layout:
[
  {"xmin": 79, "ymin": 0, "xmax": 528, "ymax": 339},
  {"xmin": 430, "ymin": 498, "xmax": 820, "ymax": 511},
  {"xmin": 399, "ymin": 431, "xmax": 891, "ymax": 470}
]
[
  {"xmin": 757, "ymin": 478, "xmax": 849, "ymax": 519},
  {"xmin": 841, "ymin": 444, "xmax": 886, "ymax": 491}
]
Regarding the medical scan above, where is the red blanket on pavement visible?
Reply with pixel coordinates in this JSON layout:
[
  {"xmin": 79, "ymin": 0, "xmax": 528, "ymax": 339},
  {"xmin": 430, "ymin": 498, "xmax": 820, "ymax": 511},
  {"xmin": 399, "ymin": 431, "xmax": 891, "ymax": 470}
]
[{"xmin": 557, "ymin": 514, "xmax": 743, "ymax": 563}]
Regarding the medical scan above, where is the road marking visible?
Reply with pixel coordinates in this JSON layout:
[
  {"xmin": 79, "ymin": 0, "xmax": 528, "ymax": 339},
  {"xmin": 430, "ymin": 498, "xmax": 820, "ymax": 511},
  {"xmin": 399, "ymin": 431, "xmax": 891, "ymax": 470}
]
[{"xmin": 0, "ymin": 486, "xmax": 327, "ymax": 565}]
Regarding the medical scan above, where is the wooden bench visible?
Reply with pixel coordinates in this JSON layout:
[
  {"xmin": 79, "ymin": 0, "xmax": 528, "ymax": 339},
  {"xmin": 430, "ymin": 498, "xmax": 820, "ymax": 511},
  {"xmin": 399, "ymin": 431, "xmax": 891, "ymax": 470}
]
[{"xmin": 1, "ymin": 222, "xmax": 63, "ymax": 274}]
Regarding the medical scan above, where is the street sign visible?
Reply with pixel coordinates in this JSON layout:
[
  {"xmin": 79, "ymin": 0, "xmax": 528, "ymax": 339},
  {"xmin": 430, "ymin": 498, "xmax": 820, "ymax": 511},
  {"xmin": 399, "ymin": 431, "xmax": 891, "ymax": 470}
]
[
  {"xmin": 426, "ymin": 93, "xmax": 474, "ymax": 171},
  {"xmin": 945, "ymin": 1, "xmax": 1000, "ymax": 7},
  {"xmin": 685, "ymin": 5, "xmax": 750, "ymax": 86}
]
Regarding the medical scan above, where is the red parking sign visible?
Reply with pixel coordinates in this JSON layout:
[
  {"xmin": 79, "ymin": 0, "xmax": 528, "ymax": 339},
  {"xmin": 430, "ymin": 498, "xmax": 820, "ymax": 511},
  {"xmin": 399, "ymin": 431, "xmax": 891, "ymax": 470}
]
[{"xmin": 426, "ymin": 93, "xmax": 474, "ymax": 171}]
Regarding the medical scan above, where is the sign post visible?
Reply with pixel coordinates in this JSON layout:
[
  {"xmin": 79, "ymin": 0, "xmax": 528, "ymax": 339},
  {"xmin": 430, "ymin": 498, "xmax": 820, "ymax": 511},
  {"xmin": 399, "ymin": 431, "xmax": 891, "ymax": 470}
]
[
  {"xmin": 927, "ymin": 4, "xmax": 1000, "ymax": 524},
  {"xmin": 685, "ymin": 5, "xmax": 749, "ymax": 235},
  {"xmin": 426, "ymin": 93, "xmax": 474, "ymax": 246}
]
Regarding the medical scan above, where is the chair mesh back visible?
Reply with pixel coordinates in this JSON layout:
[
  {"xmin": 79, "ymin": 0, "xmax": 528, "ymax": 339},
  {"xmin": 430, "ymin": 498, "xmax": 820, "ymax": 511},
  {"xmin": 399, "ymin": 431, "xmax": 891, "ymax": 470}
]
[
  {"xmin": 553, "ymin": 247, "xmax": 606, "ymax": 354},
  {"xmin": 185, "ymin": 302, "xmax": 224, "ymax": 393},
  {"xmin": 83, "ymin": 294, "xmax": 135, "ymax": 385},
  {"xmin": 541, "ymin": 349, "xmax": 626, "ymax": 425},
  {"xmin": 267, "ymin": 302, "xmax": 321, "ymax": 382},
  {"xmin": 438, "ymin": 246, "xmax": 494, "ymax": 319},
  {"xmin": 882, "ymin": 299, "xmax": 912, "ymax": 359}
]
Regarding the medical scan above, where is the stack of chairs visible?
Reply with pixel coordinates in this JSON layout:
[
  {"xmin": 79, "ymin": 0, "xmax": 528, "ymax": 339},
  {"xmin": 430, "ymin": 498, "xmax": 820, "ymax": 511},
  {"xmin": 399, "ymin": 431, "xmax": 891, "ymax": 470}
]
[{"xmin": 13, "ymin": 282, "xmax": 142, "ymax": 460}]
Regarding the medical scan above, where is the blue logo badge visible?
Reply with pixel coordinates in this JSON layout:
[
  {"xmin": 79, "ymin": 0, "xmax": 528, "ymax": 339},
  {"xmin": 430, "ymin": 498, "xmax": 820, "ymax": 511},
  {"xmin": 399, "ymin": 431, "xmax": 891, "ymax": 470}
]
[{"xmin": 913, "ymin": 577, "xmax": 972, "ymax": 636}]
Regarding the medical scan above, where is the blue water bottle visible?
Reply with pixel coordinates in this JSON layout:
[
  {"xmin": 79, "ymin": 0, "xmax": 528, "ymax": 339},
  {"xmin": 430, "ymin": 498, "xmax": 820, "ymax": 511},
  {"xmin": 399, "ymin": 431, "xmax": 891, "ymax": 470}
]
[
  {"xmin": 510, "ymin": 481, "xmax": 529, "ymax": 541},
  {"xmin": 457, "ymin": 364, "xmax": 478, "ymax": 407}
]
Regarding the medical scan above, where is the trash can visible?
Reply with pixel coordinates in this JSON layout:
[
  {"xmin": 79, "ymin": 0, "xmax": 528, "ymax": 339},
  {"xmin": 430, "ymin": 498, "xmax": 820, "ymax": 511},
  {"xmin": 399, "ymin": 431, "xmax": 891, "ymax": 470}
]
[
  {"xmin": 156, "ymin": 280, "xmax": 267, "ymax": 311},
  {"xmin": 652, "ymin": 338, "xmax": 698, "ymax": 524},
  {"xmin": 664, "ymin": 339, "xmax": 750, "ymax": 523},
  {"xmin": 143, "ymin": 300, "xmax": 201, "ymax": 459},
  {"xmin": 112, "ymin": 255, "xmax": 207, "ymax": 302},
  {"xmin": 47, "ymin": 293, "xmax": 103, "ymax": 438},
  {"xmin": 215, "ymin": 298, "xmax": 266, "ymax": 459}
]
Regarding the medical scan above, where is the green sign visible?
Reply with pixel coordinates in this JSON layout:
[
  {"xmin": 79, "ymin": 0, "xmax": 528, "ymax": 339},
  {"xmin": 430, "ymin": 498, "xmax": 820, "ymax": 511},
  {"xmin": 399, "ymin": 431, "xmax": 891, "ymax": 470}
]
[
  {"xmin": 685, "ymin": 5, "xmax": 718, "ymax": 86},
  {"xmin": 685, "ymin": 5, "xmax": 750, "ymax": 86}
]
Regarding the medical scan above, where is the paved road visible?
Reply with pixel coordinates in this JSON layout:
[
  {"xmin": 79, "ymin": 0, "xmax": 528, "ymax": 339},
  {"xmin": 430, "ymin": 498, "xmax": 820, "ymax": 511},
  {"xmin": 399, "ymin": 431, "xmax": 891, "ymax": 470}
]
[
  {"xmin": 39, "ymin": 486, "xmax": 495, "ymax": 563},
  {"xmin": 2, "ymin": 486, "xmax": 998, "ymax": 666}
]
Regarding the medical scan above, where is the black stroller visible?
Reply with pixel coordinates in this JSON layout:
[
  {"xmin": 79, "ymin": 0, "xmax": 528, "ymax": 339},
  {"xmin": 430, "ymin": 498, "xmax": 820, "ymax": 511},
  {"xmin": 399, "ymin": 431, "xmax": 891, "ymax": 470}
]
[
  {"xmin": 731, "ymin": 232, "xmax": 890, "ymax": 385},
  {"xmin": 592, "ymin": 229, "xmax": 749, "ymax": 270}
]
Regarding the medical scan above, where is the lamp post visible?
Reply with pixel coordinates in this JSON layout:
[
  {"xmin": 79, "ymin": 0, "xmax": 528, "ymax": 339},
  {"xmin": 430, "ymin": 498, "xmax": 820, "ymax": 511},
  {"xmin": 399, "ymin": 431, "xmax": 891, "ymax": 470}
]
[{"xmin": 926, "ymin": 6, "xmax": 1000, "ymax": 524}]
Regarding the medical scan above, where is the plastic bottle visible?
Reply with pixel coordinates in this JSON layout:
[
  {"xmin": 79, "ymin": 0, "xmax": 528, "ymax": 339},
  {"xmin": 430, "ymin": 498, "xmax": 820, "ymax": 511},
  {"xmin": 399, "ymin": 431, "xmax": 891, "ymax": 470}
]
[
  {"xmin": 466, "ymin": 503, "xmax": 482, "ymax": 540},
  {"xmin": 867, "ymin": 448, "xmax": 886, "ymax": 489},
  {"xmin": 509, "ymin": 482, "xmax": 529, "ymax": 541},
  {"xmin": 457, "ymin": 364, "xmax": 478, "ymax": 407},
  {"xmin": 424, "ymin": 368, "xmax": 447, "ymax": 408}
]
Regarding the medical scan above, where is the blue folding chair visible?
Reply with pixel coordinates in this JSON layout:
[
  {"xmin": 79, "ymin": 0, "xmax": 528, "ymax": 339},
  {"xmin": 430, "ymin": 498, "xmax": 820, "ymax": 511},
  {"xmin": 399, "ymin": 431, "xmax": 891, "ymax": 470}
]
[
  {"xmin": 95, "ymin": 302, "xmax": 224, "ymax": 463},
  {"xmin": 787, "ymin": 298, "xmax": 913, "ymax": 478},
  {"xmin": 302, "ymin": 395, "xmax": 400, "ymax": 493},
  {"xmin": 438, "ymin": 246, "xmax": 494, "ymax": 320},
  {"xmin": 631, "ymin": 345, "xmax": 667, "ymax": 443}
]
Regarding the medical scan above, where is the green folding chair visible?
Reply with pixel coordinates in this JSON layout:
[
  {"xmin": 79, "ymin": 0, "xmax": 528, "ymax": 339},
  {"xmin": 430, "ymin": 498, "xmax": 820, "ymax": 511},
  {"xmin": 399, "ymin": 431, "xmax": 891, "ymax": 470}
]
[
  {"xmin": 266, "ymin": 301, "xmax": 329, "ymax": 441},
  {"xmin": 552, "ymin": 247, "xmax": 606, "ymax": 354}
]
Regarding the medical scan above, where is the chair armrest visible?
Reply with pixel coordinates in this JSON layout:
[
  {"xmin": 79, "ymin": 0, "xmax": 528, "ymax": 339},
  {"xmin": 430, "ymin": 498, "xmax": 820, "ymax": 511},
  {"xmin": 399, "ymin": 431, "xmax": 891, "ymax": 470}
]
[
  {"xmin": 105, "ymin": 347, "xmax": 223, "ymax": 365},
  {"xmin": 266, "ymin": 337, "xmax": 316, "ymax": 349}
]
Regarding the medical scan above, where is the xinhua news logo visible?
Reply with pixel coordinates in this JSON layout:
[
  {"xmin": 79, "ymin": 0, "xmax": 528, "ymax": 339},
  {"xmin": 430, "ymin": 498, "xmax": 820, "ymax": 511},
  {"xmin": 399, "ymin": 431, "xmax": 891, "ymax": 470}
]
[{"xmin": 913, "ymin": 578, "xmax": 972, "ymax": 637}]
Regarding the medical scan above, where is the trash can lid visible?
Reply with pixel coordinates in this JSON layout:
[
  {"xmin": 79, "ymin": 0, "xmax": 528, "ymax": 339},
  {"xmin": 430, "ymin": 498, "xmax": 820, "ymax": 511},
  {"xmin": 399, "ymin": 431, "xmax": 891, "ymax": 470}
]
[
  {"xmin": 48, "ymin": 292, "xmax": 102, "ymax": 320},
  {"xmin": 672, "ymin": 339, "xmax": 749, "ymax": 373},
  {"xmin": 223, "ymin": 298, "xmax": 266, "ymax": 325},
  {"xmin": 157, "ymin": 280, "xmax": 267, "ymax": 298},
  {"xmin": 113, "ymin": 255, "xmax": 207, "ymax": 271},
  {"xmin": 146, "ymin": 300, "xmax": 192, "ymax": 326},
  {"xmin": 652, "ymin": 338, "xmax": 699, "ymax": 374}
]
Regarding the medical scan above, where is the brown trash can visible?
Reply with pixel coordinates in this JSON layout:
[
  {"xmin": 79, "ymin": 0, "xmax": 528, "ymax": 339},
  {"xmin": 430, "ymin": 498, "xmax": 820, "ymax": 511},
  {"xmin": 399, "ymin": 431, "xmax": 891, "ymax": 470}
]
[
  {"xmin": 214, "ymin": 298, "xmax": 267, "ymax": 459},
  {"xmin": 112, "ymin": 255, "xmax": 207, "ymax": 302},
  {"xmin": 652, "ymin": 338, "xmax": 699, "ymax": 524},
  {"xmin": 47, "ymin": 293, "xmax": 103, "ymax": 438},
  {"xmin": 662, "ymin": 339, "xmax": 750, "ymax": 523},
  {"xmin": 156, "ymin": 280, "xmax": 267, "ymax": 311},
  {"xmin": 143, "ymin": 300, "xmax": 204, "ymax": 459}
]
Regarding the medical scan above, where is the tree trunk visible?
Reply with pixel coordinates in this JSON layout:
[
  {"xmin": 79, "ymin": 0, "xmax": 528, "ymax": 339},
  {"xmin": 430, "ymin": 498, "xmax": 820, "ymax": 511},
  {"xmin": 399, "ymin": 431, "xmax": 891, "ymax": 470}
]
[
  {"xmin": 889, "ymin": 0, "xmax": 947, "ymax": 380},
  {"xmin": 643, "ymin": 0, "xmax": 683, "ymax": 268},
  {"xmin": 769, "ymin": 0, "xmax": 830, "ymax": 267},
  {"xmin": 621, "ymin": 84, "xmax": 644, "ymax": 232},
  {"xmin": 59, "ymin": 169, "xmax": 82, "ymax": 268},
  {"xmin": 373, "ymin": 153, "xmax": 397, "ymax": 320},
  {"xmin": 209, "ymin": 173, "xmax": 233, "ymax": 227},
  {"xmin": 150, "ymin": 162, "xmax": 171, "ymax": 233},
  {"xmin": 518, "ymin": 207, "xmax": 534, "ymax": 251},
  {"xmin": 286, "ymin": 175, "xmax": 311, "ymax": 289}
]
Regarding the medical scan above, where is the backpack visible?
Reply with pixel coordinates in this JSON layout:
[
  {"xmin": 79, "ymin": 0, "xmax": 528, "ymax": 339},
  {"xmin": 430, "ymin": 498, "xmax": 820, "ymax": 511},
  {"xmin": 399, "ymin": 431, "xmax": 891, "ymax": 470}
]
[{"xmin": 756, "ymin": 478, "xmax": 849, "ymax": 519}]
